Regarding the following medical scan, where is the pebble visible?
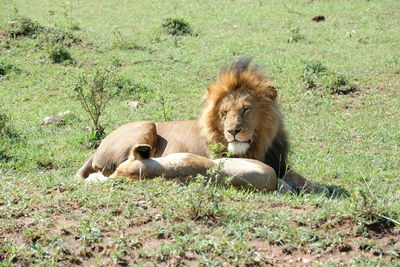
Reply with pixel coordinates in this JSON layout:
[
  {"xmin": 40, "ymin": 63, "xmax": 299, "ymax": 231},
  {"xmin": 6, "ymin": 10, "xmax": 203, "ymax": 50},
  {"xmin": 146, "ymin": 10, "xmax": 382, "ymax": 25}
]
[
  {"xmin": 127, "ymin": 101, "xmax": 140, "ymax": 110},
  {"xmin": 42, "ymin": 116, "xmax": 64, "ymax": 125}
]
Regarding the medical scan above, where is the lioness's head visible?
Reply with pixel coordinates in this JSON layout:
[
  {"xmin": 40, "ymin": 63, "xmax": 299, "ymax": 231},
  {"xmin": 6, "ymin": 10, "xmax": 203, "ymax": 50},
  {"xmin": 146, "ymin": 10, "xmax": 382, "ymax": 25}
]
[
  {"xmin": 199, "ymin": 57, "xmax": 281, "ymax": 160},
  {"xmin": 109, "ymin": 144, "xmax": 151, "ymax": 179}
]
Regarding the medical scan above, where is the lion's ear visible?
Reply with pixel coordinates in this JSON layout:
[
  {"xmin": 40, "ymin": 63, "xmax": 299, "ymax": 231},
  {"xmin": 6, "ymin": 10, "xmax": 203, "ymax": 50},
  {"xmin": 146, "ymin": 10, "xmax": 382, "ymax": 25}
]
[
  {"xmin": 266, "ymin": 86, "xmax": 277, "ymax": 101},
  {"xmin": 130, "ymin": 144, "xmax": 152, "ymax": 160}
]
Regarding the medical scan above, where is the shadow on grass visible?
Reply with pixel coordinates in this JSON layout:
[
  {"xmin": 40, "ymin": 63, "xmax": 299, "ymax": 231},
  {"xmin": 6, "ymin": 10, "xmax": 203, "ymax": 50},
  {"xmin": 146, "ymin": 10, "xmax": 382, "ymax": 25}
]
[{"xmin": 324, "ymin": 184, "xmax": 350, "ymax": 199}]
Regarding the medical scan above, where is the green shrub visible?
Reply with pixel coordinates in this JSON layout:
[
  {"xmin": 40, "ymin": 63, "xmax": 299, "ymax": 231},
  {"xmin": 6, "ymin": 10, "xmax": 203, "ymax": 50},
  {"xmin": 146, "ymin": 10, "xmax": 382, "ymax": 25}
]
[
  {"xmin": 162, "ymin": 18, "xmax": 193, "ymax": 36},
  {"xmin": 47, "ymin": 45, "xmax": 73, "ymax": 64},
  {"xmin": 328, "ymin": 73, "xmax": 357, "ymax": 95},
  {"xmin": 0, "ymin": 59, "xmax": 21, "ymax": 77},
  {"xmin": 300, "ymin": 60, "xmax": 356, "ymax": 95}
]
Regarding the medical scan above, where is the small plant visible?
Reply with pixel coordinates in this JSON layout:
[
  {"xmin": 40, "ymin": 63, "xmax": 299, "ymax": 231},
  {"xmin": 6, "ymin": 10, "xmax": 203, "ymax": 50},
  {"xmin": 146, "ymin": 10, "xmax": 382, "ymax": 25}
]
[
  {"xmin": 47, "ymin": 45, "xmax": 73, "ymax": 64},
  {"xmin": 301, "ymin": 60, "xmax": 327, "ymax": 90},
  {"xmin": 73, "ymin": 68, "xmax": 114, "ymax": 147},
  {"xmin": 162, "ymin": 18, "xmax": 193, "ymax": 36},
  {"xmin": 0, "ymin": 108, "xmax": 21, "ymax": 163},
  {"xmin": 328, "ymin": 73, "xmax": 357, "ymax": 95},
  {"xmin": 208, "ymin": 143, "xmax": 233, "ymax": 159},
  {"xmin": 0, "ymin": 59, "xmax": 21, "ymax": 77},
  {"xmin": 186, "ymin": 170, "xmax": 224, "ymax": 220},
  {"xmin": 77, "ymin": 221, "xmax": 102, "ymax": 245},
  {"xmin": 155, "ymin": 92, "xmax": 173, "ymax": 121},
  {"xmin": 300, "ymin": 60, "xmax": 356, "ymax": 95},
  {"xmin": 162, "ymin": 18, "xmax": 193, "ymax": 47},
  {"xmin": 287, "ymin": 27, "xmax": 304, "ymax": 43}
]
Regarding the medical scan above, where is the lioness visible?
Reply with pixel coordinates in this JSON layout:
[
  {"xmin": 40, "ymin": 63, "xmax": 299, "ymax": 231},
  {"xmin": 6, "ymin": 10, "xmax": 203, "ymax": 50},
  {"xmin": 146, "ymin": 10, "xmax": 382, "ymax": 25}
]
[
  {"xmin": 87, "ymin": 144, "xmax": 294, "ymax": 193},
  {"xmin": 77, "ymin": 57, "xmax": 325, "ymax": 193}
]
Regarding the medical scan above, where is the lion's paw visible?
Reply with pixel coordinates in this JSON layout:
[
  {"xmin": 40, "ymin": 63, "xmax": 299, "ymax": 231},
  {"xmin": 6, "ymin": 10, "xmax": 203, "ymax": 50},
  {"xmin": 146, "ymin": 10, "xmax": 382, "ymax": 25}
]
[{"xmin": 85, "ymin": 172, "xmax": 109, "ymax": 182}]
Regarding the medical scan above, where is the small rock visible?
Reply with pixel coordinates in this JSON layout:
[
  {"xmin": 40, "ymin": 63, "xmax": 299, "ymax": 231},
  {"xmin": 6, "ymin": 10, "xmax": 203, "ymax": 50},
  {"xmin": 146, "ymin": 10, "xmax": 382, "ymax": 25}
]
[
  {"xmin": 83, "ymin": 126, "xmax": 91, "ymax": 132},
  {"xmin": 42, "ymin": 116, "xmax": 64, "ymax": 126},
  {"xmin": 127, "ymin": 101, "xmax": 140, "ymax": 110},
  {"xmin": 312, "ymin": 15, "xmax": 325, "ymax": 22},
  {"xmin": 57, "ymin": 110, "xmax": 74, "ymax": 117}
]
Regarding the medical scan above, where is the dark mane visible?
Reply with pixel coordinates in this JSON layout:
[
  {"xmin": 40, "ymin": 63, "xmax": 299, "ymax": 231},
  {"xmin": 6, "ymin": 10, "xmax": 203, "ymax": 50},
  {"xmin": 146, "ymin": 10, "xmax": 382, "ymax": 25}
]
[{"xmin": 264, "ymin": 124, "xmax": 290, "ymax": 178}]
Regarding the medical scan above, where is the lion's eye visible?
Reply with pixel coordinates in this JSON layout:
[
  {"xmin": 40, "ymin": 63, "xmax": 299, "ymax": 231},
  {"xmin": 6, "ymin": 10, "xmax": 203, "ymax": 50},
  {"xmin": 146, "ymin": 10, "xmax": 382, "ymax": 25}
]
[{"xmin": 221, "ymin": 111, "xmax": 227, "ymax": 118}]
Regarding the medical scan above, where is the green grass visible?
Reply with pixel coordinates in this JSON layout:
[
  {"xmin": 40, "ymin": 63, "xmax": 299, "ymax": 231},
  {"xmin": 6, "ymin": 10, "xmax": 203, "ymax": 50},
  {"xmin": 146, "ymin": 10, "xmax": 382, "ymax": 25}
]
[{"xmin": 1, "ymin": 0, "xmax": 399, "ymax": 265}]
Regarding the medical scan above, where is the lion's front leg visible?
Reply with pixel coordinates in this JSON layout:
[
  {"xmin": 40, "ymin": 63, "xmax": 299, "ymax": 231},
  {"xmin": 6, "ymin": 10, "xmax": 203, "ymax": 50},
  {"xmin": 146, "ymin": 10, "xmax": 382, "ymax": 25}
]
[{"xmin": 282, "ymin": 170, "xmax": 327, "ymax": 194}]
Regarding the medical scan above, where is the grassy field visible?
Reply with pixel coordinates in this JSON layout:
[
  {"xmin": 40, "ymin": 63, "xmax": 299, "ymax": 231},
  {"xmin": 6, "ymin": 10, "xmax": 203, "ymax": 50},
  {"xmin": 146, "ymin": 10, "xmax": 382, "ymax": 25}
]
[{"xmin": 1, "ymin": 0, "xmax": 399, "ymax": 265}]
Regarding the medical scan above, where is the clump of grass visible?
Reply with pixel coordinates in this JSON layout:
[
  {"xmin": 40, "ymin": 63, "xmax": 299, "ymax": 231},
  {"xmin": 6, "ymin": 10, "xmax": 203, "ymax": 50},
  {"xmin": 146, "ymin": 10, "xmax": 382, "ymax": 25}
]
[
  {"xmin": 39, "ymin": 27, "xmax": 78, "ymax": 47},
  {"xmin": 3, "ymin": 15, "xmax": 81, "ymax": 48},
  {"xmin": 0, "ymin": 59, "xmax": 21, "ymax": 77},
  {"xmin": 287, "ymin": 27, "xmax": 304, "ymax": 43},
  {"xmin": 0, "ymin": 108, "xmax": 21, "ymax": 163},
  {"xmin": 77, "ymin": 221, "xmax": 102, "ymax": 245},
  {"xmin": 111, "ymin": 75, "xmax": 150, "ymax": 98},
  {"xmin": 73, "ymin": 68, "xmax": 114, "ymax": 148},
  {"xmin": 184, "ymin": 143, "xmax": 236, "ymax": 220},
  {"xmin": 162, "ymin": 18, "xmax": 193, "ymax": 36},
  {"xmin": 301, "ymin": 60, "xmax": 328, "ymax": 90},
  {"xmin": 185, "ymin": 172, "xmax": 224, "ymax": 220},
  {"xmin": 4, "ymin": 16, "xmax": 43, "ymax": 38},
  {"xmin": 111, "ymin": 30, "xmax": 145, "ymax": 51},
  {"xmin": 300, "ymin": 60, "xmax": 356, "ymax": 95},
  {"xmin": 327, "ymin": 74, "xmax": 357, "ymax": 95},
  {"xmin": 47, "ymin": 45, "xmax": 73, "ymax": 64}
]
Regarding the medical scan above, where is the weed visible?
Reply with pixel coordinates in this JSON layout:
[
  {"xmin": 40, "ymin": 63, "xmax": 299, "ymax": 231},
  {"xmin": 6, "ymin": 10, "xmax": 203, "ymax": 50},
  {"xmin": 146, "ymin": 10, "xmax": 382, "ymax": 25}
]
[
  {"xmin": 287, "ymin": 27, "xmax": 304, "ymax": 43},
  {"xmin": 0, "ymin": 108, "xmax": 22, "ymax": 164},
  {"xmin": 155, "ymin": 92, "xmax": 173, "ymax": 121},
  {"xmin": 77, "ymin": 221, "xmax": 102, "ymax": 245},
  {"xmin": 162, "ymin": 18, "xmax": 193, "ymax": 36},
  {"xmin": 0, "ymin": 59, "xmax": 21, "ymax": 77},
  {"xmin": 300, "ymin": 60, "xmax": 356, "ymax": 95},
  {"xmin": 162, "ymin": 17, "xmax": 193, "ymax": 47},
  {"xmin": 73, "ymin": 68, "xmax": 114, "ymax": 147},
  {"xmin": 185, "ymin": 156, "xmax": 228, "ymax": 220},
  {"xmin": 301, "ymin": 60, "xmax": 327, "ymax": 90},
  {"xmin": 47, "ymin": 45, "xmax": 73, "ymax": 64},
  {"xmin": 327, "ymin": 73, "xmax": 357, "ymax": 95}
]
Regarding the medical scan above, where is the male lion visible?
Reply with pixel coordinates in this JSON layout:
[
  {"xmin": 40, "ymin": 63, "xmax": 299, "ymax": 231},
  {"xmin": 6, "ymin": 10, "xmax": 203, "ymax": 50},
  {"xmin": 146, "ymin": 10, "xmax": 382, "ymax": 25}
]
[
  {"xmin": 86, "ymin": 144, "xmax": 294, "ymax": 193},
  {"xmin": 76, "ymin": 57, "xmax": 325, "ymax": 193}
]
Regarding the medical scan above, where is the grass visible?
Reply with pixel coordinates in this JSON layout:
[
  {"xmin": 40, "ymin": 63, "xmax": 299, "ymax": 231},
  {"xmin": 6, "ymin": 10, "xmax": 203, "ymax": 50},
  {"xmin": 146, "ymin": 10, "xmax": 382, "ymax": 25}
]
[{"xmin": 0, "ymin": 0, "xmax": 399, "ymax": 265}]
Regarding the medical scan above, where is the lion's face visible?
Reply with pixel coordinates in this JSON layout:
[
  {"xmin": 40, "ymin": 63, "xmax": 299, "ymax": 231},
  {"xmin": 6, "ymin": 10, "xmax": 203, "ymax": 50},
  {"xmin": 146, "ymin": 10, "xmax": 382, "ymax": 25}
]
[
  {"xmin": 199, "ymin": 59, "xmax": 281, "ymax": 160},
  {"xmin": 219, "ymin": 91, "xmax": 258, "ymax": 155}
]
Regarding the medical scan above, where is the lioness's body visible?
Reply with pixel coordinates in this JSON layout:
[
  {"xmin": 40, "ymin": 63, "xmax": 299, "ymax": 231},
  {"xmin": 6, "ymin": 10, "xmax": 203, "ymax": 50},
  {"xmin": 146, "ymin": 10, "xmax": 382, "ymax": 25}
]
[{"xmin": 89, "ymin": 145, "xmax": 292, "ymax": 193}]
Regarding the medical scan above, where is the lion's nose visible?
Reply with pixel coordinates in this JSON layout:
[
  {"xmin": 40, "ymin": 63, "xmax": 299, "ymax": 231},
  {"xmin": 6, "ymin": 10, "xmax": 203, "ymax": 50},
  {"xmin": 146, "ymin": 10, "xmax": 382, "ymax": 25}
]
[{"xmin": 227, "ymin": 129, "xmax": 241, "ymax": 136}]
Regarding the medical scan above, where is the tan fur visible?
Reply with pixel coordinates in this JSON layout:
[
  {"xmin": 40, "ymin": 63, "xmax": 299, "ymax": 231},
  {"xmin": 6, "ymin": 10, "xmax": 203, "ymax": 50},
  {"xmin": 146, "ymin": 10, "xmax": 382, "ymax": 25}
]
[{"xmin": 108, "ymin": 145, "xmax": 288, "ymax": 193}]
